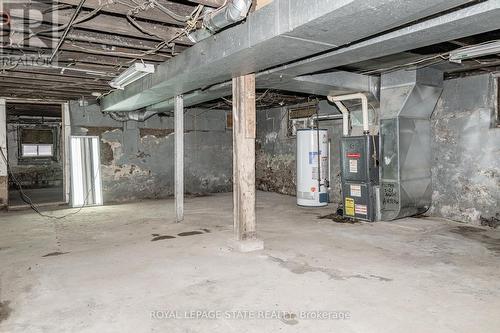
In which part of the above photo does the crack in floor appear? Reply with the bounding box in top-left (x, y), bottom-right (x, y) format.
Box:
top-left (268, 256), bottom-right (393, 282)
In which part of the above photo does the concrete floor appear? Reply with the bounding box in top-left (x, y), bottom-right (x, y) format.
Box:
top-left (0, 192), bottom-right (499, 332)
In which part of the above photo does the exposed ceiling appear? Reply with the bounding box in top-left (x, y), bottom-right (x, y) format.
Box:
top-left (0, 0), bottom-right (499, 106)
top-left (6, 102), bottom-right (62, 118)
top-left (339, 30), bottom-right (500, 79)
top-left (0, 0), bottom-right (223, 100)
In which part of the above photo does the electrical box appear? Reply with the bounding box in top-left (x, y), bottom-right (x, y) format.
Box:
top-left (340, 135), bottom-right (379, 221)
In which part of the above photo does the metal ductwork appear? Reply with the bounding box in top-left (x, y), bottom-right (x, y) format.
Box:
top-left (143, 0), bottom-right (499, 114)
top-left (189, 0), bottom-right (252, 42)
top-left (379, 68), bottom-right (443, 221)
top-left (102, 0), bottom-right (478, 112)
top-left (108, 110), bottom-right (159, 122)
top-left (204, 0), bottom-right (252, 33)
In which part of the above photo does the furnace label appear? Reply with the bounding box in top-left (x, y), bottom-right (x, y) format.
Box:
top-left (345, 198), bottom-right (355, 216)
top-left (350, 185), bottom-right (362, 197)
top-left (349, 159), bottom-right (358, 173)
top-left (355, 204), bottom-right (368, 216)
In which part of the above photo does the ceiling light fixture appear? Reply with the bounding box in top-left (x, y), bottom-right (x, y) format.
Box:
top-left (109, 63), bottom-right (155, 90)
top-left (449, 40), bottom-right (500, 63)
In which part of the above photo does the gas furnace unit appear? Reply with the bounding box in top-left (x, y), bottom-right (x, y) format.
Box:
top-left (340, 135), bottom-right (379, 221)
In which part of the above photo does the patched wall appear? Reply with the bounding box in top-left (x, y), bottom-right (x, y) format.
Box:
top-left (69, 102), bottom-right (232, 203)
top-left (430, 74), bottom-right (500, 227)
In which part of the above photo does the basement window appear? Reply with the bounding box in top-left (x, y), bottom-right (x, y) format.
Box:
top-left (21, 144), bottom-right (53, 157)
top-left (287, 103), bottom-right (317, 137)
top-left (18, 128), bottom-right (56, 160)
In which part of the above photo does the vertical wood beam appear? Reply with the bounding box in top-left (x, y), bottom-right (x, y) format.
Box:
top-left (174, 95), bottom-right (184, 222)
top-left (232, 74), bottom-right (257, 241)
top-left (62, 102), bottom-right (71, 204)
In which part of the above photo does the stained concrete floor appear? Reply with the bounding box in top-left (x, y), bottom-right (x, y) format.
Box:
top-left (0, 192), bottom-right (499, 332)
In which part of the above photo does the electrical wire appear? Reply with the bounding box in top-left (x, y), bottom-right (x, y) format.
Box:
top-left (123, 3), bottom-right (204, 63)
top-left (360, 40), bottom-right (500, 75)
top-left (360, 53), bottom-right (449, 75)
top-left (149, 0), bottom-right (190, 23)
top-left (0, 147), bottom-right (97, 220)
top-left (25, 5), bottom-right (104, 41)
top-left (49, 0), bottom-right (87, 63)
top-left (67, 43), bottom-right (171, 59)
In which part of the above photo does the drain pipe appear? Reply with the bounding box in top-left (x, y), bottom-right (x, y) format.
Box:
top-left (327, 93), bottom-right (370, 136)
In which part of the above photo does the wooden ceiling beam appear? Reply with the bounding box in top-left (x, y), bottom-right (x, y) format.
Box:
top-left (0, 70), bottom-right (111, 85)
top-left (57, 0), bottom-right (195, 26)
top-left (60, 40), bottom-right (172, 61)
top-left (7, 9), bottom-right (185, 44)
top-left (8, 9), bottom-right (194, 46)
top-left (5, 40), bottom-right (171, 62)
top-left (56, 9), bottom-right (194, 44)
top-left (3, 49), bottom-right (160, 68)
top-left (23, 28), bottom-right (186, 56)
top-left (0, 82), bottom-right (99, 94)
top-left (3, 67), bottom-right (117, 80)
top-left (64, 30), bottom-right (188, 54)
top-left (0, 77), bottom-right (109, 90)
top-left (0, 88), bottom-right (95, 99)
top-left (186, 0), bottom-right (225, 7)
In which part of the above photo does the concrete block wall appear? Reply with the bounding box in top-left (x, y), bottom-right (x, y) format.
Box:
top-left (69, 102), bottom-right (232, 203)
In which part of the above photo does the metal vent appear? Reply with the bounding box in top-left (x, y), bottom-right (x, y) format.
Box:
top-left (379, 68), bottom-right (443, 220)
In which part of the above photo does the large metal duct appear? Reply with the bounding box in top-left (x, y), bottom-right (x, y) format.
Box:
top-left (379, 68), bottom-right (443, 221)
top-left (143, 0), bottom-right (500, 114)
top-left (101, 0), bottom-right (475, 112)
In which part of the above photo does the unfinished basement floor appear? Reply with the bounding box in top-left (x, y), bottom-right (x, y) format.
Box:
top-left (1, 192), bottom-right (499, 332)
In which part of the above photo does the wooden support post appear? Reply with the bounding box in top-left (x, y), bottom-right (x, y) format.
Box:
top-left (0, 99), bottom-right (7, 208)
top-left (174, 95), bottom-right (184, 222)
top-left (231, 74), bottom-right (263, 251)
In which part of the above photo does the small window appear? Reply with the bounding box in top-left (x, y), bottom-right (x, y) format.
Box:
top-left (18, 128), bottom-right (56, 161)
top-left (287, 103), bottom-right (317, 137)
top-left (22, 144), bottom-right (53, 157)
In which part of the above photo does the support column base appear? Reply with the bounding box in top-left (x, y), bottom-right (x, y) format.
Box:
top-left (228, 238), bottom-right (264, 252)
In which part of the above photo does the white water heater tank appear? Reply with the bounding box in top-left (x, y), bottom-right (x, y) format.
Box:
top-left (296, 129), bottom-right (329, 207)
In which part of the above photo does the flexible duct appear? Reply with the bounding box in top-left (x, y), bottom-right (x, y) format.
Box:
top-left (108, 111), bottom-right (159, 122)
top-left (203, 0), bottom-right (252, 33)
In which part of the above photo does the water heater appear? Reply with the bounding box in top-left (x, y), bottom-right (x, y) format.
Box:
top-left (296, 129), bottom-right (329, 207)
